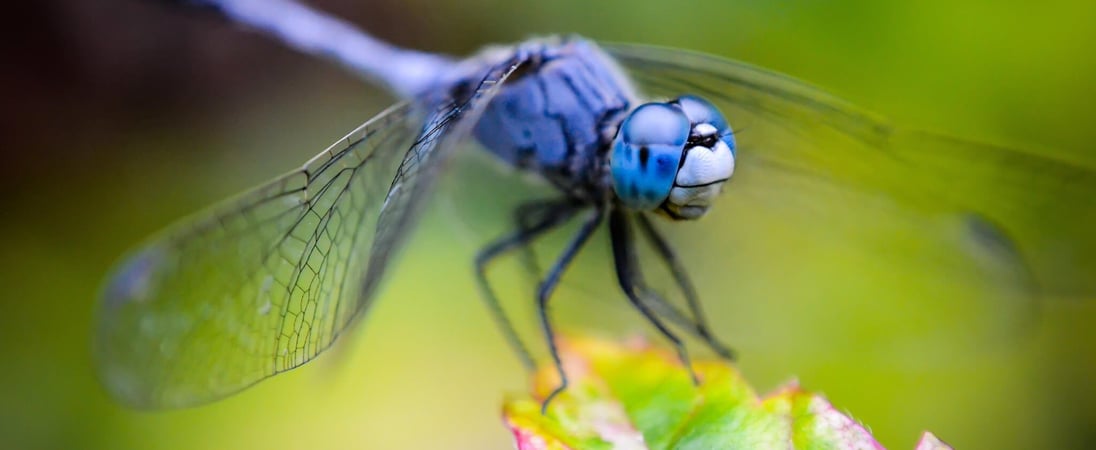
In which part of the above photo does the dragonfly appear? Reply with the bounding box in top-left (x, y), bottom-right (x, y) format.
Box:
top-left (94, 0), bottom-right (1096, 411)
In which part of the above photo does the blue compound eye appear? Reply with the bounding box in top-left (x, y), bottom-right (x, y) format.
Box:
top-left (675, 95), bottom-right (729, 131)
top-left (610, 103), bottom-right (690, 210)
top-left (676, 95), bottom-right (735, 154)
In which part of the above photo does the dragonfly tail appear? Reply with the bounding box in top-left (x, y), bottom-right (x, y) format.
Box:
top-left (161, 0), bottom-right (453, 98)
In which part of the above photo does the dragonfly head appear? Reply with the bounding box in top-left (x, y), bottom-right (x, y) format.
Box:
top-left (610, 95), bottom-right (736, 220)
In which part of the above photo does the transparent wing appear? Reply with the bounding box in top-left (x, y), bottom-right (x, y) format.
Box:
top-left (93, 57), bottom-right (523, 409)
top-left (607, 43), bottom-right (1096, 302)
top-left (599, 44), bottom-right (1096, 360)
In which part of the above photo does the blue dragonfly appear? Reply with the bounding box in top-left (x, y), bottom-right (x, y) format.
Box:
top-left (95, 0), bottom-right (1096, 410)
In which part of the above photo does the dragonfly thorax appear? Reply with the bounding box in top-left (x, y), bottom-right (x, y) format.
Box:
top-left (610, 95), bottom-right (737, 220)
top-left (472, 38), bottom-right (637, 201)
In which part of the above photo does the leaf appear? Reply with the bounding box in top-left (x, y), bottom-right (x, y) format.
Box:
top-left (503, 336), bottom-right (953, 450)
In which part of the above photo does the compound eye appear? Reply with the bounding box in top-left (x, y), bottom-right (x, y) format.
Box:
top-left (610, 103), bottom-right (690, 210)
top-left (675, 95), bottom-right (736, 158)
top-left (675, 95), bottom-right (729, 131)
top-left (649, 95), bottom-right (737, 221)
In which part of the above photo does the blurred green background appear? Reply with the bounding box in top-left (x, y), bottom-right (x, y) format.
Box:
top-left (3, 0), bottom-right (1095, 449)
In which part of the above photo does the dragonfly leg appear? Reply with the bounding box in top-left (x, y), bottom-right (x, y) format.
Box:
top-left (475, 200), bottom-right (578, 370)
top-left (635, 213), bottom-right (736, 360)
top-left (538, 208), bottom-right (605, 414)
top-left (511, 199), bottom-right (563, 279)
top-left (609, 209), bottom-right (699, 384)
top-left (633, 282), bottom-right (733, 361)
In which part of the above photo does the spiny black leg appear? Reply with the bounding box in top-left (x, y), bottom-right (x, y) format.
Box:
top-left (513, 200), bottom-right (558, 278)
top-left (475, 200), bottom-right (578, 370)
top-left (633, 286), bottom-right (716, 347)
top-left (635, 213), bottom-right (735, 360)
top-left (609, 209), bottom-right (698, 384)
top-left (635, 292), bottom-right (697, 332)
top-left (538, 208), bottom-right (605, 414)
top-left (634, 286), bottom-right (735, 360)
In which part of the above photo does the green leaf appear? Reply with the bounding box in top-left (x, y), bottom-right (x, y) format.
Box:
top-left (503, 336), bottom-right (953, 450)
